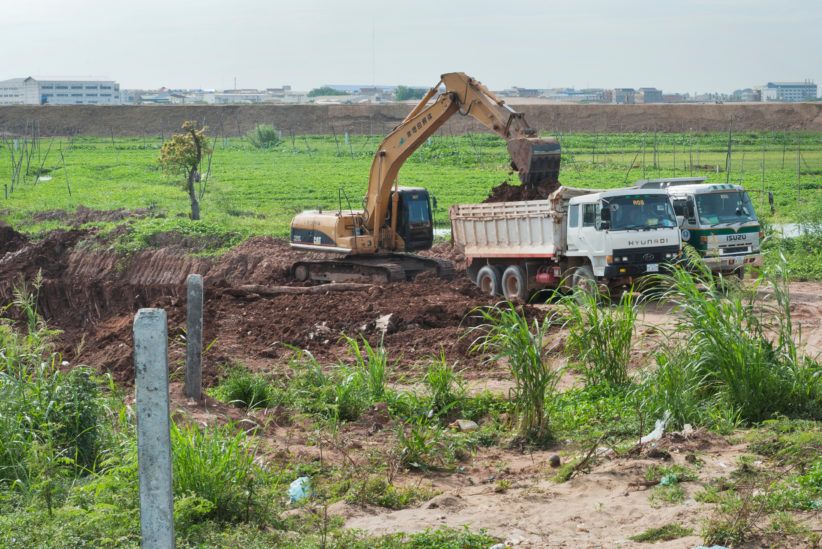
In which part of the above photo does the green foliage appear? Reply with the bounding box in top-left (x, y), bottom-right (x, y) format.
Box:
top-left (560, 288), bottom-right (640, 387)
top-left (341, 334), bottom-right (389, 401)
top-left (641, 260), bottom-right (822, 424)
top-left (395, 416), bottom-right (462, 471)
top-left (170, 419), bottom-right (259, 521)
top-left (629, 523), bottom-right (693, 542)
top-left (394, 86), bottom-right (427, 101)
top-left (422, 356), bottom-right (467, 419)
top-left (344, 477), bottom-right (433, 509)
top-left (211, 366), bottom-right (277, 409)
top-left (111, 217), bottom-right (247, 255)
top-left (471, 303), bottom-right (562, 443)
top-left (246, 124), bottom-right (281, 149)
top-left (550, 384), bottom-right (640, 443)
top-left (308, 86), bottom-right (350, 98)
top-left (157, 121), bottom-right (211, 178)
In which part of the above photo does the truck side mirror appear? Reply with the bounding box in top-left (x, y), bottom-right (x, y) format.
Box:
top-left (686, 201), bottom-right (695, 219)
top-left (600, 207), bottom-right (611, 221)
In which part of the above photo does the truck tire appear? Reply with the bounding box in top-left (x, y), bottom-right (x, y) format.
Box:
top-left (476, 265), bottom-right (502, 296)
top-left (501, 265), bottom-right (528, 301)
top-left (571, 265), bottom-right (598, 299)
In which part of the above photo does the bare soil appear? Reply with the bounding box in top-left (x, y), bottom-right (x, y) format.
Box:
top-left (3, 216), bottom-right (822, 546)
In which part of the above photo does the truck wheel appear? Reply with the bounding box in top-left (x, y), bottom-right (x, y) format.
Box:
top-left (501, 265), bottom-right (527, 301)
top-left (476, 265), bottom-right (501, 296)
top-left (571, 265), bottom-right (598, 299)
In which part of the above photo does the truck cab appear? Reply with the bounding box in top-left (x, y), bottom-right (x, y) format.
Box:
top-left (565, 188), bottom-right (681, 285)
top-left (634, 178), bottom-right (763, 275)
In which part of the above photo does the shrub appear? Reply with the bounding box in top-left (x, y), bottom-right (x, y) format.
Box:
top-left (245, 124), bottom-right (281, 149)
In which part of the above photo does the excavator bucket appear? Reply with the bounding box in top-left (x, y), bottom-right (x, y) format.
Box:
top-left (507, 137), bottom-right (562, 185)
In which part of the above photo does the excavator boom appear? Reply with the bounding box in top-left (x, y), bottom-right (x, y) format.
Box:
top-left (289, 72), bottom-right (562, 283)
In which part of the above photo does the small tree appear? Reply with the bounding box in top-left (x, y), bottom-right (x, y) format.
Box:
top-left (158, 121), bottom-right (212, 220)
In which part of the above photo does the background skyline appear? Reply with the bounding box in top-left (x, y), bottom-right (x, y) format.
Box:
top-left (2, 0), bottom-right (819, 95)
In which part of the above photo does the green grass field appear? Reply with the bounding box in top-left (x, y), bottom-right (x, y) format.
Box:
top-left (2, 130), bottom-right (821, 237)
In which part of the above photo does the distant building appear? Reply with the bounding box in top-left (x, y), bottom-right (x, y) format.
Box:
top-left (0, 76), bottom-right (120, 105)
top-left (756, 81), bottom-right (817, 102)
top-left (638, 87), bottom-right (663, 103)
top-left (613, 88), bottom-right (636, 104)
top-left (662, 93), bottom-right (685, 103)
top-left (513, 87), bottom-right (542, 98)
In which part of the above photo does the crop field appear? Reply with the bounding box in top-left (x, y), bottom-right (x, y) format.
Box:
top-left (3, 130), bottom-right (822, 235)
top-left (2, 127), bottom-right (822, 547)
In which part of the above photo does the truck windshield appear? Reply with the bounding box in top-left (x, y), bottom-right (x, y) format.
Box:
top-left (695, 191), bottom-right (757, 225)
top-left (606, 195), bottom-right (677, 231)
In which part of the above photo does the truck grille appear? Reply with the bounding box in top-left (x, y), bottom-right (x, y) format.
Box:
top-left (719, 246), bottom-right (751, 255)
top-left (612, 245), bottom-right (680, 264)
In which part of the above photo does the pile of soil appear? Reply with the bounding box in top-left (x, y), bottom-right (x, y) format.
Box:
top-left (0, 222), bottom-right (505, 386)
top-left (0, 225), bottom-right (27, 255)
top-left (483, 178), bottom-right (560, 203)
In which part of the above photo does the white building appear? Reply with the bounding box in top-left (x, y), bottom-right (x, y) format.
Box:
top-left (0, 76), bottom-right (121, 105)
top-left (756, 81), bottom-right (817, 102)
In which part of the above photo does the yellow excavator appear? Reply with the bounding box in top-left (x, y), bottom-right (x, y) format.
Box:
top-left (289, 72), bottom-right (561, 283)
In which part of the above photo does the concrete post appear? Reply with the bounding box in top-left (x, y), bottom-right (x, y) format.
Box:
top-left (185, 274), bottom-right (203, 400)
top-left (134, 308), bottom-right (175, 548)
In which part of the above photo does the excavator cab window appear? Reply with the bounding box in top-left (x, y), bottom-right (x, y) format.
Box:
top-left (395, 189), bottom-right (434, 251)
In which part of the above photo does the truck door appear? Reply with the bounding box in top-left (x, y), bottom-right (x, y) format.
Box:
top-left (566, 203), bottom-right (581, 252)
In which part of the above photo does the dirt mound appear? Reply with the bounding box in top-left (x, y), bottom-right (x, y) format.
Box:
top-left (0, 225), bottom-right (514, 385)
top-left (483, 179), bottom-right (560, 203)
top-left (0, 226), bottom-right (27, 255)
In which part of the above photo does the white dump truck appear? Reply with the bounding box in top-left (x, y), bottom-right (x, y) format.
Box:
top-left (450, 186), bottom-right (682, 300)
top-left (633, 177), bottom-right (764, 276)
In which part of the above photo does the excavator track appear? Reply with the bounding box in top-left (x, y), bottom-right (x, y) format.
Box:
top-left (291, 254), bottom-right (455, 284)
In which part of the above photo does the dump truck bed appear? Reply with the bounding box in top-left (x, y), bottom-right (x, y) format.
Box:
top-left (449, 199), bottom-right (564, 259)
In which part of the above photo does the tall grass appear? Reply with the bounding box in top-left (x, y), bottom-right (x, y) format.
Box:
top-left (471, 303), bottom-right (562, 443)
top-left (559, 288), bottom-right (641, 387)
top-left (171, 419), bottom-right (259, 521)
top-left (423, 355), bottom-right (467, 418)
top-left (341, 334), bottom-right (389, 401)
top-left (643, 260), bottom-right (822, 424)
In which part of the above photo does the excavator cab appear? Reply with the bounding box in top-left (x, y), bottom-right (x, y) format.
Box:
top-left (391, 187), bottom-right (434, 251)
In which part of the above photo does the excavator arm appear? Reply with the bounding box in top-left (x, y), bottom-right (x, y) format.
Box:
top-left (363, 72), bottom-right (561, 242)
top-left (289, 71), bottom-right (561, 280)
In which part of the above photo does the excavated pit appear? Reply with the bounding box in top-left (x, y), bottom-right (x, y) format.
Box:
top-left (0, 225), bottom-right (507, 386)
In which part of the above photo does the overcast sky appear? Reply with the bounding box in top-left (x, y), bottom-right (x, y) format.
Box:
top-left (3, 0), bottom-right (819, 95)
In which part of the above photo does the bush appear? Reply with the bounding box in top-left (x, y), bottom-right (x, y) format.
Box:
top-left (245, 124), bottom-right (281, 149)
